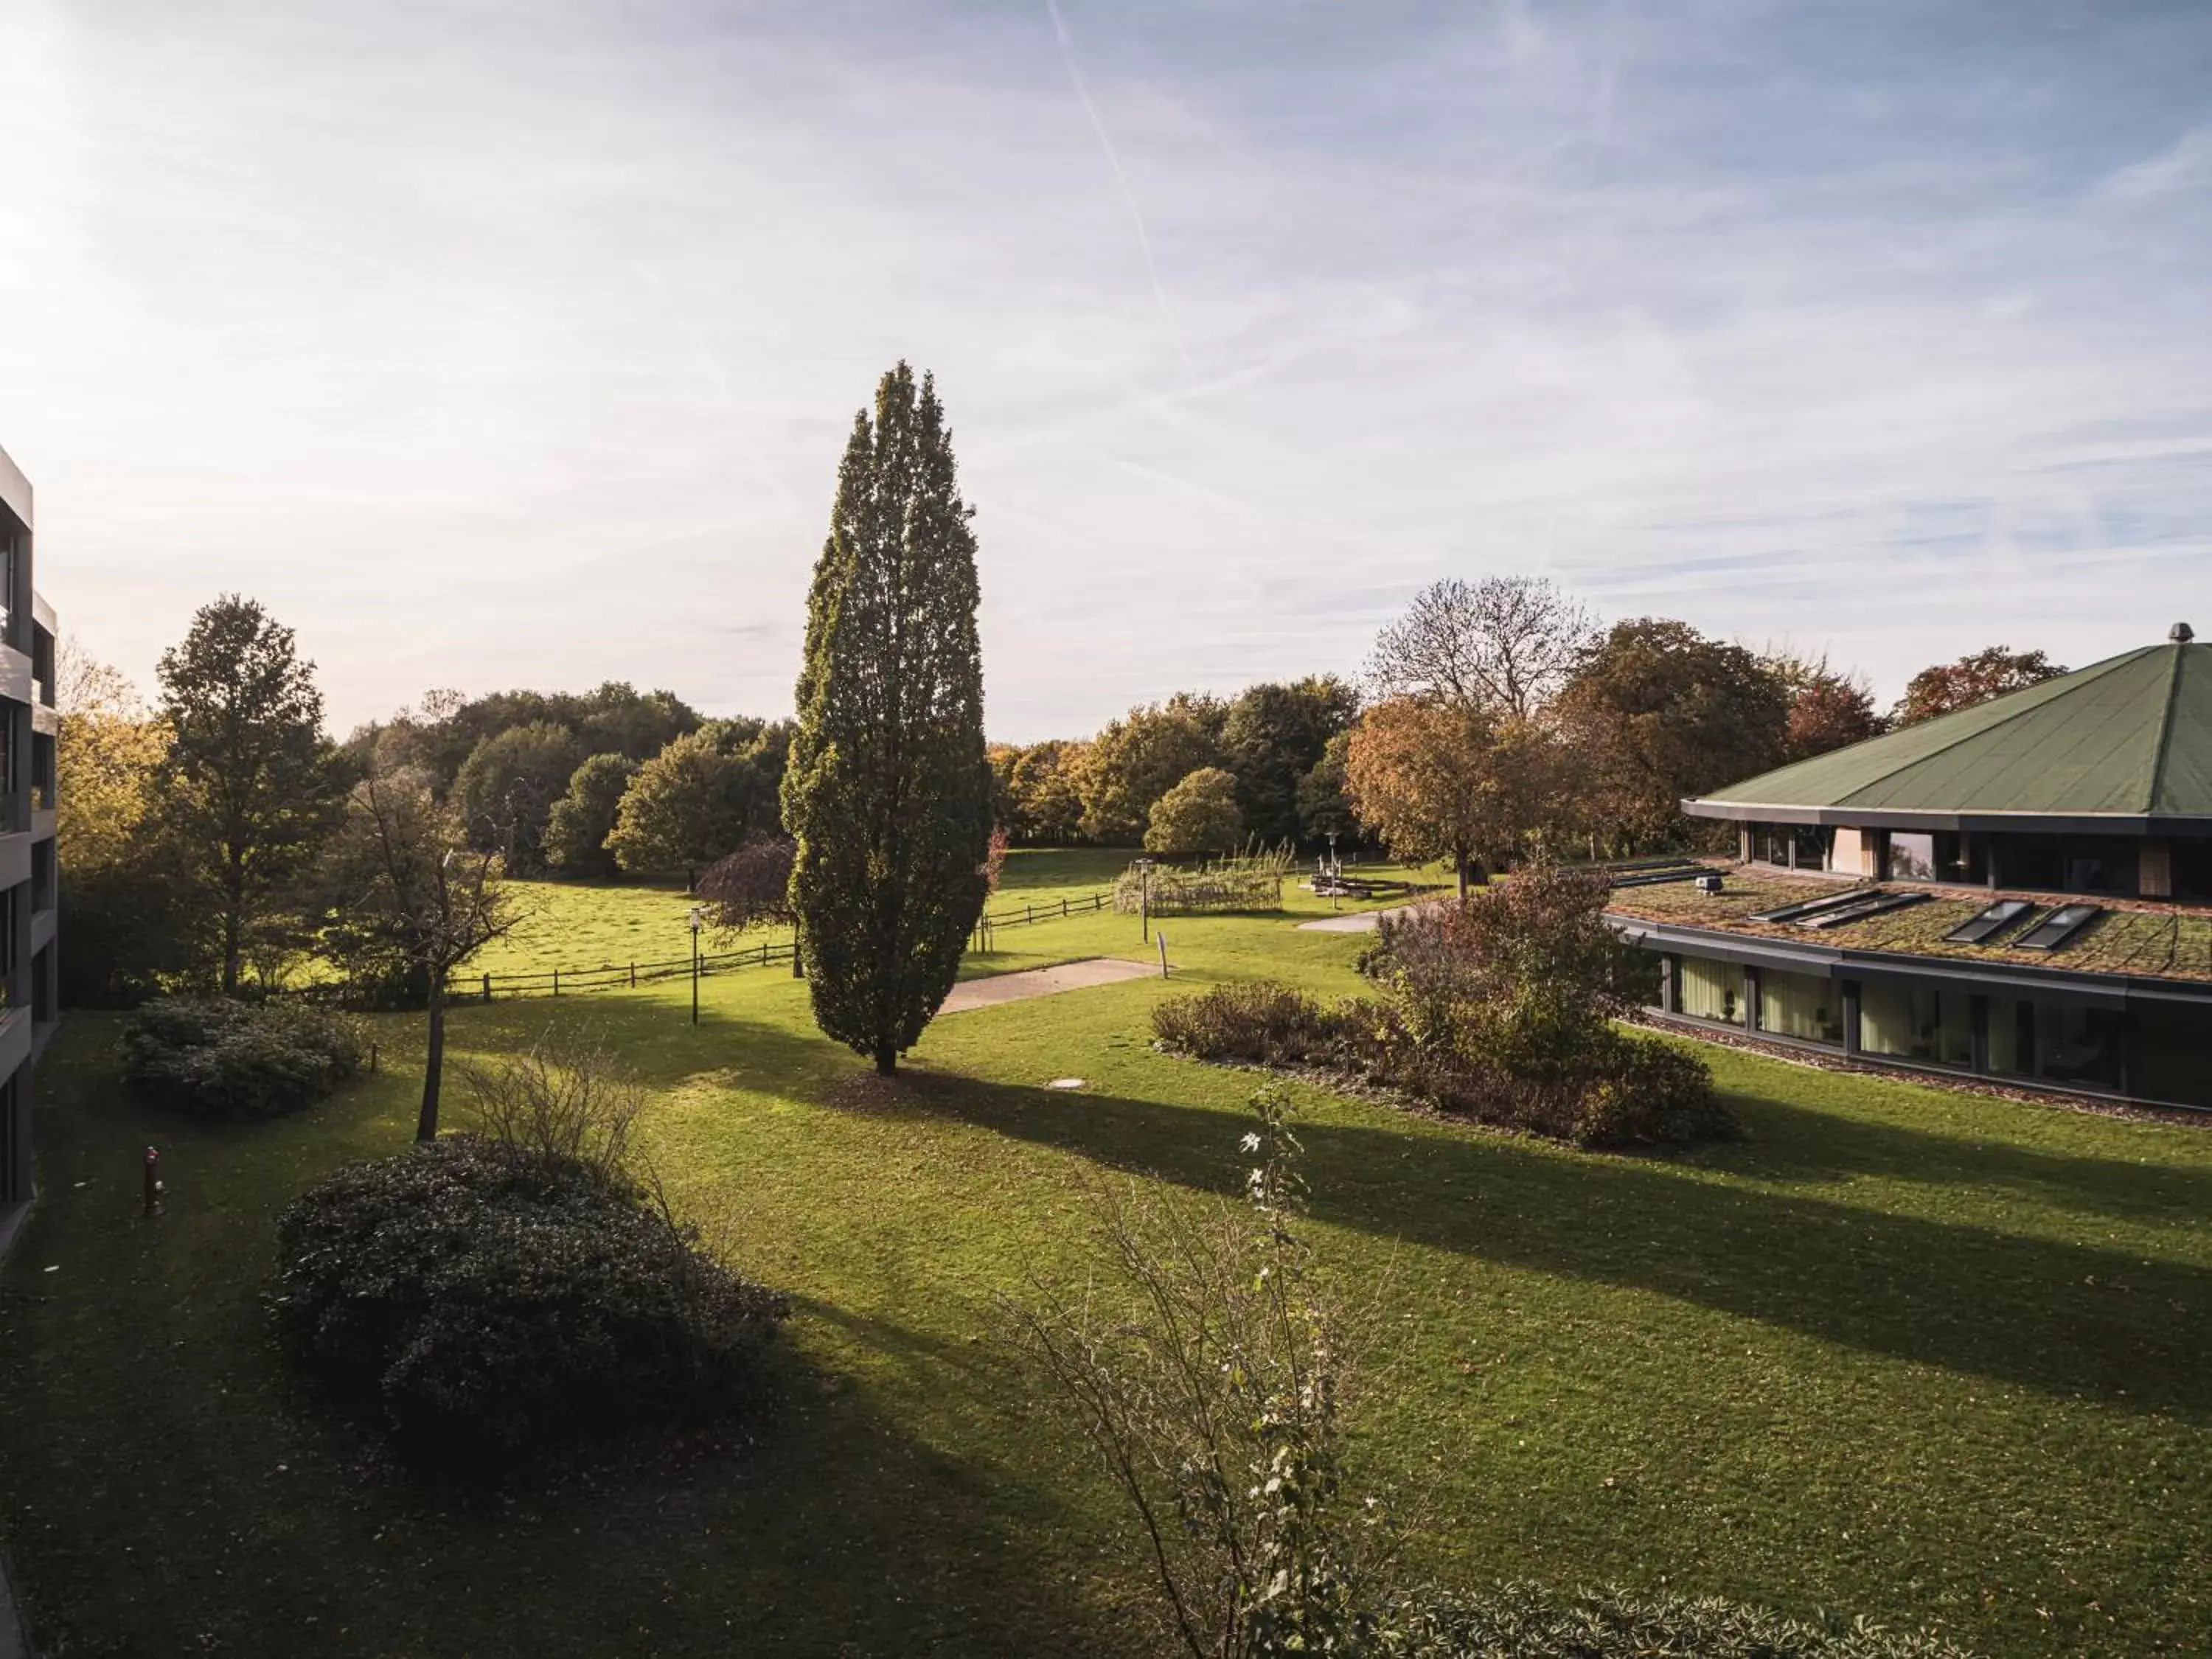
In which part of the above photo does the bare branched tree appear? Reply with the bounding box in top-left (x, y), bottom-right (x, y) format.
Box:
top-left (1366, 575), bottom-right (1594, 718)
top-left (323, 766), bottom-right (516, 1140)
top-left (1008, 1088), bottom-right (1399, 1658)
top-left (459, 1023), bottom-right (644, 1180)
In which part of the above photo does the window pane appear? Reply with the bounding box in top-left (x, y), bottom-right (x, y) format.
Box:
top-left (1758, 968), bottom-right (1843, 1045)
top-left (1887, 832), bottom-right (1937, 881)
top-left (1860, 980), bottom-right (1972, 1066)
top-left (1678, 956), bottom-right (1741, 1024)
top-left (2037, 999), bottom-right (2123, 1089)
top-left (2137, 1004), bottom-right (2212, 1107)
top-left (1989, 995), bottom-right (2124, 1090)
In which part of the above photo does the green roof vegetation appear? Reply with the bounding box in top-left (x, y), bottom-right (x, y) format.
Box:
top-left (1695, 636), bottom-right (2212, 818)
top-left (1609, 870), bottom-right (2212, 983)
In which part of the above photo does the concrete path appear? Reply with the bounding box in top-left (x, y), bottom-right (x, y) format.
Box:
top-left (941, 956), bottom-right (1156, 1012)
top-left (1296, 894), bottom-right (1455, 933)
top-left (1297, 910), bottom-right (1388, 932)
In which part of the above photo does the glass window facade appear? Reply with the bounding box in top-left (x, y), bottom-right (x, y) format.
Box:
top-left (2136, 1003), bottom-right (2212, 1108)
top-left (1859, 979), bottom-right (1975, 1068)
top-left (2172, 837), bottom-right (2212, 901)
top-left (1990, 834), bottom-right (2139, 896)
top-left (1750, 822), bottom-right (1834, 871)
top-left (1987, 995), bottom-right (2124, 1091)
top-left (1677, 956), bottom-right (1742, 1025)
top-left (1886, 832), bottom-right (1938, 881)
top-left (1757, 968), bottom-right (1844, 1046)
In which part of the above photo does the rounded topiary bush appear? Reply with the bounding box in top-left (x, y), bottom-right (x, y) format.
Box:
top-left (269, 1136), bottom-right (785, 1470)
top-left (121, 995), bottom-right (365, 1117)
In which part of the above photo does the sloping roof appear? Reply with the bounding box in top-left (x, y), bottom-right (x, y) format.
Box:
top-left (1693, 634), bottom-right (2212, 820)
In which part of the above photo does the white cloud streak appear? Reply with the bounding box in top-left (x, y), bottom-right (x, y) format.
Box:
top-left (1, 0), bottom-right (2208, 738)
top-left (1042, 0), bottom-right (1192, 375)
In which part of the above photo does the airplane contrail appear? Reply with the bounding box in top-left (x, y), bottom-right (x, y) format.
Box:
top-left (1044, 0), bottom-right (1193, 374)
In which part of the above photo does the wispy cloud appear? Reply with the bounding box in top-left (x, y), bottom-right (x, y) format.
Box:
top-left (1041, 0), bottom-right (1191, 375)
top-left (2102, 122), bottom-right (2212, 203)
top-left (1, 0), bottom-right (2208, 737)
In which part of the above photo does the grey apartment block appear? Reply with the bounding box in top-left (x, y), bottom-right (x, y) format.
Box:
top-left (0, 443), bottom-right (58, 1205)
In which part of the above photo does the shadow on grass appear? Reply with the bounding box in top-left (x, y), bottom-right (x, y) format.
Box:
top-left (885, 1070), bottom-right (2212, 1422)
top-left (3, 1024), bottom-right (1129, 1659)
top-left (1717, 1093), bottom-right (2212, 1225)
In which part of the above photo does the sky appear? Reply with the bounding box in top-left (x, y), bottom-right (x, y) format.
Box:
top-left (2, 0), bottom-right (2209, 741)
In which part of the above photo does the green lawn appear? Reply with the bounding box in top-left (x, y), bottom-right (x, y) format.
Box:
top-left (3, 851), bottom-right (2208, 1657)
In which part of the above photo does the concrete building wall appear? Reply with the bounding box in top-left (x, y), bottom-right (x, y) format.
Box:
top-left (0, 443), bottom-right (55, 1206)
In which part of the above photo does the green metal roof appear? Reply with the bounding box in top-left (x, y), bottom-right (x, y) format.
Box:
top-left (1693, 633), bottom-right (2212, 820)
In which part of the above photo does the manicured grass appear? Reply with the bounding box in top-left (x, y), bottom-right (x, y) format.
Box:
top-left (475, 846), bottom-right (1429, 980)
top-left (4, 852), bottom-right (2208, 1656)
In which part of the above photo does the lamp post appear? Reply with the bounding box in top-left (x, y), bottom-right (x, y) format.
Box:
top-left (688, 905), bottom-right (704, 1026)
top-left (1135, 858), bottom-right (1153, 944)
top-left (1326, 830), bottom-right (1340, 909)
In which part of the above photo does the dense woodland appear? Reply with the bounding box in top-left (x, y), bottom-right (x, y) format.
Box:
top-left (55, 574), bottom-right (2064, 1008)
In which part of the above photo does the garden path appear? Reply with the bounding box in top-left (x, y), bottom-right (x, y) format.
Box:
top-left (940, 957), bottom-right (1155, 1012)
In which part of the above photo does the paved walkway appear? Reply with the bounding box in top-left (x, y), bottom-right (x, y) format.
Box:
top-left (1297, 910), bottom-right (1388, 932)
top-left (941, 957), bottom-right (1156, 1012)
top-left (1296, 896), bottom-right (1451, 933)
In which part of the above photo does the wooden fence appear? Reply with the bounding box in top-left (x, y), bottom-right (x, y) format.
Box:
top-left (316, 888), bottom-right (1120, 1007)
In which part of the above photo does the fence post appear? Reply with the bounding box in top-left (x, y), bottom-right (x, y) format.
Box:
top-left (481, 972), bottom-right (492, 1004)
top-left (1061, 897), bottom-right (1068, 917)
top-left (552, 969), bottom-right (560, 996)
top-left (630, 962), bottom-right (636, 987)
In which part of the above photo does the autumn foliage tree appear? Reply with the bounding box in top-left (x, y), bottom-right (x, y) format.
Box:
top-left (1893, 646), bottom-right (2066, 727)
top-left (56, 644), bottom-right (196, 1004)
top-left (784, 363), bottom-right (994, 1074)
top-left (1763, 650), bottom-right (1886, 763)
top-left (1077, 695), bottom-right (1225, 843)
top-left (1343, 698), bottom-right (1557, 896)
top-left (1552, 619), bottom-right (1789, 850)
top-left (1009, 739), bottom-right (1087, 844)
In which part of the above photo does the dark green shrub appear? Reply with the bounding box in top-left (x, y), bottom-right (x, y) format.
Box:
top-left (121, 996), bottom-right (365, 1117)
top-left (1155, 973), bottom-right (1731, 1150)
top-left (269, 1136), bottom-right (785, 1470)
top-left (1382, 1581), bottom-right (1975, 1658)
top-left (1574, 1033), bottom-right (1733, 1148)
top-left (1152, 981), bottom-right (1344, 1064)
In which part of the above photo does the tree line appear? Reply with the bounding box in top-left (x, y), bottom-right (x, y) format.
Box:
top-left (986, 576), bottom-right (2065, 885)
top-left (57, 551), bottom-right (2065, 1006)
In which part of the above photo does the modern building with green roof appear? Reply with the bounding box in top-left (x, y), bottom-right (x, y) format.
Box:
top-left (1605, 625), bottom-right (2212, 1113)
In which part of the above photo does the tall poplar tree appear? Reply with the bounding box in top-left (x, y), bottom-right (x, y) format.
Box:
top-left (784, 364), bottom-right (992, 1074)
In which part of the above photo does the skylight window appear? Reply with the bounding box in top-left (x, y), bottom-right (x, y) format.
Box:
top-left (1796, 891), bottom-right (1931, 930)
top-left (2013, 904), bottom-right (2102, 951)
top-left (1941, 900), bottom-right (2035, 947)
top-left (1749, 889), bottom-right (1878, 925)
